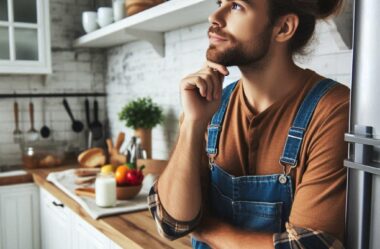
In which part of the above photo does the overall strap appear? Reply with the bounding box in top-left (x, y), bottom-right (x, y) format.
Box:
top-left (279, 78), bottom-right (338, 167)
top-left (206, 81), bottom-right (239, 157)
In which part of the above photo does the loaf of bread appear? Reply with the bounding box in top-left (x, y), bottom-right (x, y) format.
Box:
top-left (77, 148), bottom-right (106, 168)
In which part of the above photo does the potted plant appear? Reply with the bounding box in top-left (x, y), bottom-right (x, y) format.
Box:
top-left (118, 97), bottom-right (163, 158)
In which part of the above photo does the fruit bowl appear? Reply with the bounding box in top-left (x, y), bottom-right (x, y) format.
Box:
top-left (116, 184), bottom-right (142, 200)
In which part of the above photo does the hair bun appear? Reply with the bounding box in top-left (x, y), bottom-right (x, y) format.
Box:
top-left (293, 0), bottom-right (344, 18)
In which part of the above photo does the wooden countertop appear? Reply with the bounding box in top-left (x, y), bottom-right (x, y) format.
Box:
top-left (0, 173), bottom-right (34, 186)
top-left (5, 165), bottom-right (192, 249)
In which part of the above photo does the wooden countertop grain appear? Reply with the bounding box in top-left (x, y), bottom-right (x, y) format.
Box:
top-left (23, 165), bottom-right (192, 249)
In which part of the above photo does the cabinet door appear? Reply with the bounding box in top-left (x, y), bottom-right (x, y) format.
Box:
top-left (71, 212), bottom-right (110, 249)
top-left (40, 188), bottom-right (72, 249)
top-left (0, 0), bottom-right (51, 74)
top-left (0, 183), bottom-right (40, 249)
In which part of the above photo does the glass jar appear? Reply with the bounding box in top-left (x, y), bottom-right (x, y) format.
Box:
top-left (95, 172), bottom-right (116, 208)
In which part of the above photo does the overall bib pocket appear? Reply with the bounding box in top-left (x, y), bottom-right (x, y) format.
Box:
top-left (232, 201), bottom-right (283, 233)
top-left (210, 182), bottom-right (283, 233)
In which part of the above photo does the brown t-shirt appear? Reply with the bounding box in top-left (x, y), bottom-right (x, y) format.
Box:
top-left (180, 68), bottom-right (350, 242)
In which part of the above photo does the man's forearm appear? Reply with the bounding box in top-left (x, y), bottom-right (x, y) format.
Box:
top-left (193, 218), bottom-right (274, 249)
top-left (157, 119), bottom-right (208, 221)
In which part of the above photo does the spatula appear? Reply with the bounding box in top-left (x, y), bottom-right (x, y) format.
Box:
top-left (13, 101), bottom-right (23, 143)
top-left (27, 101), bottom-right (39, 141)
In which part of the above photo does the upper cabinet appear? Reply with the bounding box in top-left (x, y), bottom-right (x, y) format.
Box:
top-left (0, 0), bottom-right (51, 74)
top-left (73, 0), bottom-right (216, 57)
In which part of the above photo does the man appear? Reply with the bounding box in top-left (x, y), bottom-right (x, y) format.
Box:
top-left (148, 0), bottom-right (348, 248)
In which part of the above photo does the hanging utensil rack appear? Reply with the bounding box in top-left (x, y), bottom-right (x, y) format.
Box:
top-left (0, 92), bottom-right (106, 99)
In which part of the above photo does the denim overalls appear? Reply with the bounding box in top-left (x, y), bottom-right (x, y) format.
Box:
top-left (191, 79), bottom-right (338, 248)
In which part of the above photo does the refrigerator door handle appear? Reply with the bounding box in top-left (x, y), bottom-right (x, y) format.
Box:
top-left (345, 133), bottom-right (380, 146)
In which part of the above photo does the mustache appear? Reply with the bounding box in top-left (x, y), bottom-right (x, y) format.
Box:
top-left (208, 26), bottom-right (230, 39)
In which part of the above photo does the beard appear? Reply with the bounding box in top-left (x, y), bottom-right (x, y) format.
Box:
top-left (206, 25), bottom-right (273, 67)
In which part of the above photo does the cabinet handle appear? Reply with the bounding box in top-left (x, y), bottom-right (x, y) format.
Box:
top-left (52, 201), bottom-right (64, 208)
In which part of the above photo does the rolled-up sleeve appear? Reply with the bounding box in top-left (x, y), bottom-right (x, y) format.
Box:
top-left (273, 222), bottom-right (345, 249)
top-left (147, 180), bottom-right (203, 240)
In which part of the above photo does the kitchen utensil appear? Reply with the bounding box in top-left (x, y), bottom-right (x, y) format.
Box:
top-left (107, 133), bottom-right (127, 166)
top-left (40, 98), bottom-right (50, 138)
top-left (62, 98), bottom-right (84, 133)
top-left (75, 187), bottom-right (95, 198)
top-left (13, 101), bottom-right (23, 143)
top-left (115, 132), bottom-right (125, 152)
top-left (82, 11), bottom-right (98, 33)
top-left (97, 7), bottom-right (113, 27)
top-left (27, 101), bottom-right (39, 141)
top-left (90, 99), bottom-right (103, 140)
top-left (85, 98), bottom-right (93, 148)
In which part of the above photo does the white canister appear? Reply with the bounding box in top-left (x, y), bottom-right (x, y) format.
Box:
top-left (82, 11), bottom-right (98, 33)
top-left (97, 7), bottom-right (113, 28)
top-left (113, 0), bottom-right (125, 21)
top-left (95, 172), bottom-right (116, 208)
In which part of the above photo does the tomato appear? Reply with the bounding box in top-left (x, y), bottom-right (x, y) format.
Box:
top-left (125, 169), bottom-right (144, 186)
top-left (115, 165), bottom-right (129, 186)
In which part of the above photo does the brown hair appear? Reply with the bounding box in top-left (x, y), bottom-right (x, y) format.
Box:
top-left (268, 0), bottom-right (344, 55)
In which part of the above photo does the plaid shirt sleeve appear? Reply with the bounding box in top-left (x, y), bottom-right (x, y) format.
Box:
top-left (273, 222), bottom-right (345, 249)
top-left (148, 181), bottom-right (344, 248)
top-left (147, 179), bottom-right (202, 241)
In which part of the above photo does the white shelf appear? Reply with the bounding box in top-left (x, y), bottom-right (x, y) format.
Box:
top-left (73, 0), bottom-right (216, 56)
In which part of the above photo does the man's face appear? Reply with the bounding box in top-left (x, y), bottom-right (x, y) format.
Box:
top-left (206, 0), bottom-right (274, 67)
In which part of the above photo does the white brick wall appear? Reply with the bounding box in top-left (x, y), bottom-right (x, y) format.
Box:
top-left (106, 19), bottom-right (353, 160)
top-left (0, 0), bottom-right (106, 166)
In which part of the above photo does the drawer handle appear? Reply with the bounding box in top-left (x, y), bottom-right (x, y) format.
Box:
top-left (52, 201), bottom-right (64, 208)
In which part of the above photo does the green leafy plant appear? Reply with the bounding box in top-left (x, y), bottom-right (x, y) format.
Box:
top-left (118, 97), bottom-right (164, 129)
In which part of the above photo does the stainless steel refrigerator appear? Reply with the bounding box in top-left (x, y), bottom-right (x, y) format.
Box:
top-left (344, 0), bottom-right (380, 248)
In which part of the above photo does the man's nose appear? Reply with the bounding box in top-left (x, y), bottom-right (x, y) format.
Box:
top-left (208, 7), bottom-right (226, 28)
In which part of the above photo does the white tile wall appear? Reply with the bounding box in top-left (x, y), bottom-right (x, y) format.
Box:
top-left (106, 18), bottom-right (353, 160)
top-left (0, 0), bottom-right (106, 166)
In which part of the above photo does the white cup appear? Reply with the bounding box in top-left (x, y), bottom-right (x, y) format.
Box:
top-left (97, 7), bottom-right (113, 28)
top-left (113, 0), bottom-right (125, 21)
top-left (82, 11), bottom-right (98, 33)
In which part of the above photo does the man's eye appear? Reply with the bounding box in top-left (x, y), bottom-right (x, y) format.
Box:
top-left (231, 2), bottom-right (242, 10)
top-left (216, 1), bottom-right (242, 10)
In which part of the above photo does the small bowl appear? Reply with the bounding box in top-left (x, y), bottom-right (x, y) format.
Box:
top-left (116, 184), bottom-right (142, 200)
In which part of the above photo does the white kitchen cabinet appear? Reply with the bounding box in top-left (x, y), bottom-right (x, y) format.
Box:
top-left (0, 0), bottom-right (51, 74)
top-left (71, 212), bottom-right (110, 249)
top-left (0, 183), bottom-right (40, 249)
top-left (40, 188), bottom-right (72, 249)
top-left (40, 188), bottom-right (123, 249)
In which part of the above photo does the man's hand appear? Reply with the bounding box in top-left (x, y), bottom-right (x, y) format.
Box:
top-left (180, 61), bottom-right (229, 124)
top-left (191, 216), bottom-right (225, 244)
top-left (190, 216), bottom-right (275, 249)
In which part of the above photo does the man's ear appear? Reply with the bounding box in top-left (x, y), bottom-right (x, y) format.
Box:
top-left (273, 14), bottom-right (299, 43)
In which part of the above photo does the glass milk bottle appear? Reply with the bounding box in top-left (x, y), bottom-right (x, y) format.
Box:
top-left (95, 172), bottom-right (116, 207)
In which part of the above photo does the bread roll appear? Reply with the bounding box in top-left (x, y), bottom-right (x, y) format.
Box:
top-left (77, 148), bottom-right (106, 168)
